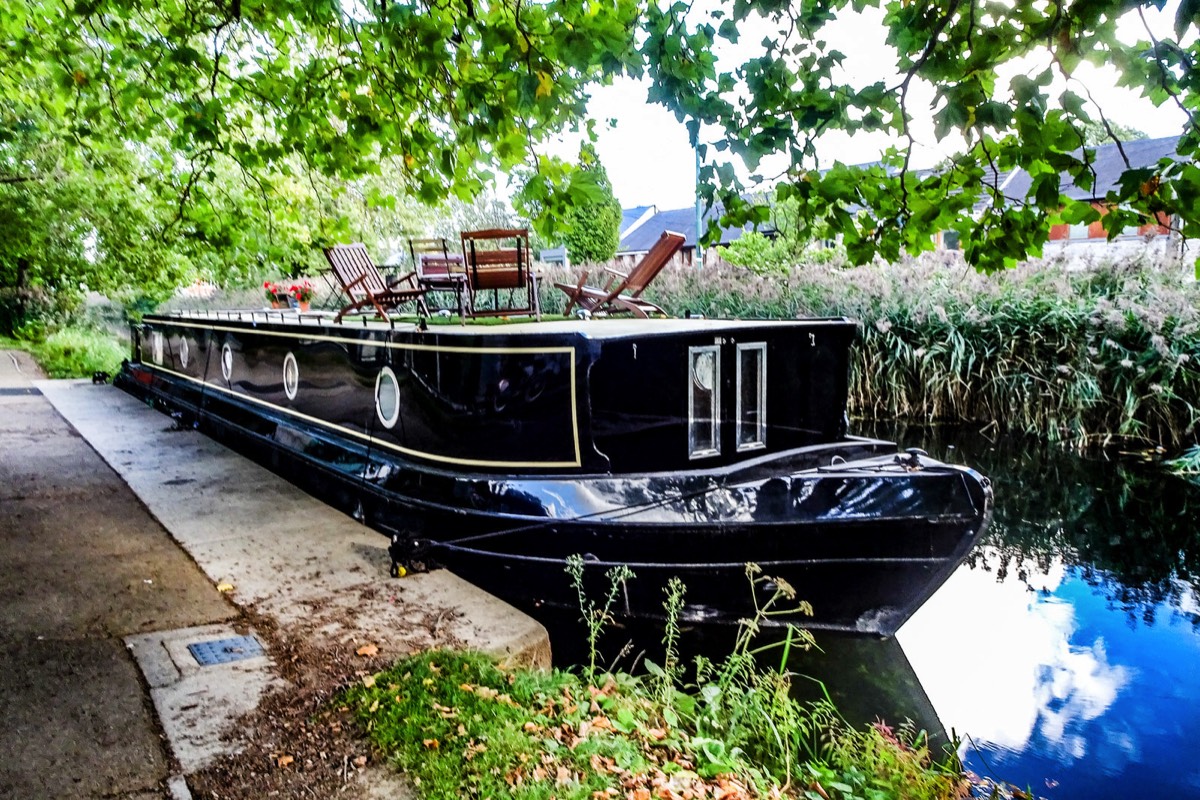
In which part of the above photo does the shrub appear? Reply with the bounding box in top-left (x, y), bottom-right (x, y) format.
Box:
top-left (29, 327), bottom-right (128, 379)
top-left (0, 286), bottom-right (80, 339)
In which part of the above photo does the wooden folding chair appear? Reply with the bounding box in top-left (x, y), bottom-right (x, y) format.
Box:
top-left (554, 230), bottom-right (685, 318)
top-left (409, 237), bottom-right (469, 319)
top-left (323, 243), bottom-right (429, 323)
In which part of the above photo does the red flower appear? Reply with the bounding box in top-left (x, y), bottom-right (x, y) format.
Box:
top-left (288, 279), bottom-right (314, 302)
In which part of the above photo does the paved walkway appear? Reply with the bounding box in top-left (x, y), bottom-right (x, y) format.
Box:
top-left (1, 348), bottom-right (550, 798)
top-left (0, 351), bottom-right (235, 799)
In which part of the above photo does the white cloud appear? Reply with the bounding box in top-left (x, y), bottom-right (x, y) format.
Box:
top-left (898, 548), bottom-right (1133, 763)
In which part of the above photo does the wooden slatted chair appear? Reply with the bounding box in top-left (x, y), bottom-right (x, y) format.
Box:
top-left (554, 230), bottom-right (685, 318)
top-left (460, 228), bottom-right (541, 319)
top-left (323, 243), bottom-right (429, 323)
top-left (410, 237), bottom-right (469, 319)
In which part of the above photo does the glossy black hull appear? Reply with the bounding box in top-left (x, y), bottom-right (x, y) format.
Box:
top-left (117, 314), bottom-right (993, 635)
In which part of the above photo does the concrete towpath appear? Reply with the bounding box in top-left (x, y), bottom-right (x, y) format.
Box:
top-left (0, 350), bottom-right (236, 799)
top-left (1, 349), bottom-right (550, 798)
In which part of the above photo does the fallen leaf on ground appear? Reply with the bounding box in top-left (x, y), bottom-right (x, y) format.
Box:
top-left (356, 644), bottom-right (379, 657)
top-left (216, 582), bottom-right (234, 592)
top-left (275, 755), bottom-right (293, 768)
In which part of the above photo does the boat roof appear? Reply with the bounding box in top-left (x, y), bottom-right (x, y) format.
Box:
top-left (158, 310), bottom-right (856, 339)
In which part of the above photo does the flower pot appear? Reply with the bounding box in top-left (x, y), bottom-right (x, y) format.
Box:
top-left (270, 299), bottom-right (286, 309)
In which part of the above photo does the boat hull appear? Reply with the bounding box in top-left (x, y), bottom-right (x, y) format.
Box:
top-left (117, 325), bottom-right (992, 635)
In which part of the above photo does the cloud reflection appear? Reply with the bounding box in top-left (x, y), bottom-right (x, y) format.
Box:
top-left (898, 547), bottom-right (1133, 765)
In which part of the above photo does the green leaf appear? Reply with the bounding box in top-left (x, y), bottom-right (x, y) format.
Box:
top-left (1176, 0), bottom-right (1200, 39)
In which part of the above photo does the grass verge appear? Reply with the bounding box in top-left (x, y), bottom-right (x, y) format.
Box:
top-left (344, 649), bottom-right (965, 800)
top-left (344, 568), bottom-right (967, 800)
top-left (1, 326), bottom-right (128, 379)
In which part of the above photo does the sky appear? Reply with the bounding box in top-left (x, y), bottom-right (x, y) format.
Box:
top-left (565, 3), bottom-right (1193, 212)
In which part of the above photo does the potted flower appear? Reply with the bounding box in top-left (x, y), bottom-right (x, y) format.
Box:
top-left (288, 279), bottom-right (315, 312)
top-left (263, 281), bottom-right (289, 308)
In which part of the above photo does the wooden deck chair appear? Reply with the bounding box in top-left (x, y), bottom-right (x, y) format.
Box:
top-left (460, 228), bottom-right (541, 319)
top-left (410, 237), bottom-right (468, 319)
top-left (554, 230), bottom-right (685, 318)
top-left (323, 243), bottom-right (429, 323)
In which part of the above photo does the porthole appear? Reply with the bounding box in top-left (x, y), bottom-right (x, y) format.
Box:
top-left (220, 342), bottom-right (234, 382)
top-left (179, 338), bottom-right (190, 369)
top-left (375, 366), bottom-right (401, 429)
top-left (282, 352), bottom-right (299, 401)
top-left (151, 331), bottom-right (163, 365)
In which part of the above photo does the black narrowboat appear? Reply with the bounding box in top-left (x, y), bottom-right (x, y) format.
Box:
top-left (117, 312), bottom-right (992, 635)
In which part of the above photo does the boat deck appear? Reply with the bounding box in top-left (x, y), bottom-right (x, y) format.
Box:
top-left (162, 308), bottom-right (854, 338)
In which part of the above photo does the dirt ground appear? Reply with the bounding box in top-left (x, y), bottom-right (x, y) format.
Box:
top-left (184, 606), bottom-right (407, 799)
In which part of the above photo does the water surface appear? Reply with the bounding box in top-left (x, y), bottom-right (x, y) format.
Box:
top-left (894, 429), bottom-right (1200, 798)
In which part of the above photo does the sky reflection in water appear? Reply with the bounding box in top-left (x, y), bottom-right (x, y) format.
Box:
top-left (895, 434), bottom-right (1200, 799)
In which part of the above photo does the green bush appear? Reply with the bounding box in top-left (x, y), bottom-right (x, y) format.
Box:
top-left (27, 327), bottom-right (128, 379)
top-left (719, 231), bottom-right (794, 275)
top-left (0, 286), bottom-right (80, 339)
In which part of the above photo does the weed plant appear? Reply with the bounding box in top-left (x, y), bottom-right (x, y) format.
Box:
top-left (1, 326), bottom-right (127, 378)
top-left (541, 252), bottom-right (1200, 448)
top-left (1165, 444), bottom-right (1200, 473)
top-left (566, 554), bottom-right (635, 683)
top-left (345, 564), bottom-right (967, 800)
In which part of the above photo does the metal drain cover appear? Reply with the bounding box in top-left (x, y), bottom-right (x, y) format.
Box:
top-left (187, 635), bottom-right (265, 666)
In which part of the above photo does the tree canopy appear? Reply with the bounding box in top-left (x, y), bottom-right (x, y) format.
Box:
top-left (646, 0), bottom-right (1200, 271)
top-left (563, 144), bottom-right (622, 264)
top-left (3, 0), bottom-right (1200, 289)
top-left (0, 0), bottom-right (639, 294)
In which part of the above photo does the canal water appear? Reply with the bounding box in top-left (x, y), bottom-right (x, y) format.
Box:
top-left (543, 428), bottom-right (1200, 798)
top-left (890, 428), bottom-right (1200, 799)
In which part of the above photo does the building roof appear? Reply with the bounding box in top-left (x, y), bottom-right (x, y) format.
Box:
top-left (620, 206), bottom-right (655, 235)
top-left (1003, 135), bottom-right (1184, 201)
top-left (618, 204), bottom-right (752, 253)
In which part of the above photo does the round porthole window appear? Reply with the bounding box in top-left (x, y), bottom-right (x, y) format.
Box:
top-left (282, 352), bottom-right (299, 400)
top-left (179, 338), bottom-right (190, 369)
top-left (375, 366), bottom-right (401, 429)
top-left (221, 342), bottom-right (234, 382)
top-left (151, 331), bottom-right (163, 365)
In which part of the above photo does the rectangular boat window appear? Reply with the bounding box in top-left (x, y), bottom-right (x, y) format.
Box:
top-left (736, 342), bottom-right (767, 451)
top-left (688, 345), bottom-right (720, 459)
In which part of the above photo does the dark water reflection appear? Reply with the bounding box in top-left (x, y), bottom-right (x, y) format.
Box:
top-left (541, 428), bottom-right (1200, 798)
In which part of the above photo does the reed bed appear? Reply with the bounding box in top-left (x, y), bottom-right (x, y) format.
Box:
top-left (540, 252), bottom-right (1200, 449)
